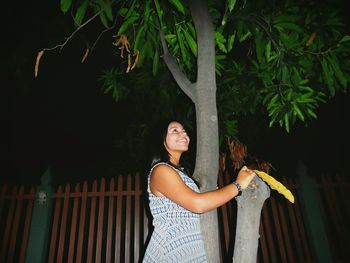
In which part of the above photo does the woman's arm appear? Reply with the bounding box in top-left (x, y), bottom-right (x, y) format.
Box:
top-left (150, 164), bottom-right (255, 213)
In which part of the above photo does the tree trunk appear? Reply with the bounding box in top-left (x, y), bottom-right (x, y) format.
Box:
top-left (164, 1), bottom-right (269, 262)
top-left (232, 176), bottom-right (270, 263)
top-left (189, 0), bottom-right (221, 262)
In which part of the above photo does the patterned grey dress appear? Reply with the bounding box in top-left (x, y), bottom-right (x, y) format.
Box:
top-left (142, 162), bottom-right (207, 263)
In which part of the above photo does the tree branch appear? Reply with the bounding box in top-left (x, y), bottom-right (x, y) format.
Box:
top-left (159, 30), bottom-right (196, 103)
top-left (42, 10), bottom-right (103, 53)
top-left (43, 0), bottom-right (124, 53)
top-left (189, 0), bottom-right (216, 90)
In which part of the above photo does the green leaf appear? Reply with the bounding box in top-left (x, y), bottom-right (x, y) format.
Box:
top-left (152, 49), bottom-right (159, 76)
top-left (327, 54), bottom-right (347, 88)
top-left (186, 22), bottom-right (196, 37)
top-left (134, 26), bottom-right (145, 52)
top-left (137, 42), bottom-right (149, 66)
top-left (274, 22), bottom-right (303, 33)
top-left (265, 41), bottom-right (271, 61)
top-left (268, 94), bottom-right (279, 109)
top-left (306, 108), bottom-right (317, 119)
top-left (291, 67), bottom-right (302, 85)
top-left (321, 58), bottom-right (335, 96)
top-left (60, 0), bottom-right (72, 13)
top-left (104, 0), bottom-right (114, 21)
top-left (238, 31), bottom-right (252, 42)
top-left (75, 0), bottom-right (88, 26)
top-left (153, 0), bottom-right (164, 27)
top-left (176, 25), bottom-right (190, 68)
top-left (225, 119), bottom-right (238, 137)
top-left (284, 113), bottom-right (290, 132)
top-left (125, 0), bottom-right (137, 19)
top-left (99, 11), bottom-right (109, 28)
top-left (215, 32), bottom-right (227, 53)
top-left (117, 15), bottom-right (139, 35)
top-left (227, 32), bottom-right (235, 52)
top-left (281, 66), bottom-right (290, 84)
top-left (255, 34), bottom-right (264, 63)
top-left (227, 0), bottom-right (237, 12)
top-left (274, 14), bottom-right (301, 24)
top-left (293, 104), bottom-right (304, 121)
top-left (339, 35), bottom-right (350, 44)
top-left (118, 8), bottom-right (128, 16)
top-left (169, 0), bottom-right (186, 14)
top-left (279, 32), bottom-right (298, 48)
top-left (215, 31), bottom-right (226, 44)
top-left (182, 28), bottom-right (197, 56)
top-left (144, 0), bottom-right (151, 24)
top-left (165, 34), bottom-right (177, 45)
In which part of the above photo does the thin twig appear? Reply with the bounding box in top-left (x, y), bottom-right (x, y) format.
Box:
top-left (90, 1), bottom-right (127, 52)
top-left (42, 10), bottom-right (103, 53)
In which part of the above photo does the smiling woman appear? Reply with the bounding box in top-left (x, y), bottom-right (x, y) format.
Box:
top-left (143, 120), bottom-right (256, 262)
top-left (163, 122), bottom-right (190, 165)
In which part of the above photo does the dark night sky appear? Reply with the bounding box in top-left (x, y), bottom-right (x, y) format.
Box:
top-left (1, 1), bottom-right (350, 185)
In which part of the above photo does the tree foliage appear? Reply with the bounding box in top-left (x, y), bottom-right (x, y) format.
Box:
top-left (55, 0), bottom-right (350, 136)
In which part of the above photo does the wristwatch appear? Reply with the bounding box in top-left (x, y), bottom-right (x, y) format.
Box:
top-left (232, 181), bottom-right (242, 196)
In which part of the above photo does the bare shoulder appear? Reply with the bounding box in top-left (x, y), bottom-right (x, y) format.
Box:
top-left (151, 163), bottom-right (178, 178)
top-left (150, 164), bottom-right (183, 197)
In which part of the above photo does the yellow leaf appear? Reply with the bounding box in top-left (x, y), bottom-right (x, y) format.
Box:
top-left (34, 50), bottom-right (44, 78)
top-left (255, 170), bottom-right (295, 203)
top-left (81, 48), bottom-right (89, 63)
top-left (306, 32), bottom-right (316, 47)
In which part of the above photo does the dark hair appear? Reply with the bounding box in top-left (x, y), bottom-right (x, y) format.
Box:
top-left (148, 119), bottom-right (187, 168)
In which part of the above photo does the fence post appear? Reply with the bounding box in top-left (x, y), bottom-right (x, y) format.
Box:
top-left (25, 168), bottom-right (54, 263)
top-left (296, 160), bottom-right (333, 263)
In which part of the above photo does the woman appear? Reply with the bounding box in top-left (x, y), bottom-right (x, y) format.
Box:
top-left (142, 120), bottom-right (256, 262)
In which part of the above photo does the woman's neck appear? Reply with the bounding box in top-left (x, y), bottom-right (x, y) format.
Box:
top-left (169, 155), bottom-right (180, 166)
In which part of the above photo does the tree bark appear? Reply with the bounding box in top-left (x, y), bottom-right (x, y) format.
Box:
top-left (189, 1), bottom-right (221, 262)
top-left (163, 1), bottom-right (269, 262)
top-left (232, 176), bottom-right (270, 263)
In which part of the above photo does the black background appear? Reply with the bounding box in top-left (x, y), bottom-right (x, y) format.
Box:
top-left (1, 1), bottom-right (349, 185)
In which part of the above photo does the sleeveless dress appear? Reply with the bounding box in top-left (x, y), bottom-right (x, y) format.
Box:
top-left (142, 162), bottom-right (207, 263)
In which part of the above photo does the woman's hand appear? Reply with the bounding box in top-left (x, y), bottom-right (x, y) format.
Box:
top-left (235, 166), bottom-right (256, 190)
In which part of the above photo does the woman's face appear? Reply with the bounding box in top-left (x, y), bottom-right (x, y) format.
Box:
top-left (164, 121), bottom-right (190, 155)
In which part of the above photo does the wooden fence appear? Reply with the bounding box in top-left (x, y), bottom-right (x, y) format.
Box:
top-left (0, 172), bottom-right (349, 263)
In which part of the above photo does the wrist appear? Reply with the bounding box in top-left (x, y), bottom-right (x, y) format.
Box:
top-left (232, 181), bottom-right (242, 196)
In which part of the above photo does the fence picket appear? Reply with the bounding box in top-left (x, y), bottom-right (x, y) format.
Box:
top-left (106, 178), bottom-right (115, 263)
top-left (68, 184), bottom-right (80, 263)
top-left (125, 174), bottom-right (132, 263)
top-left (261, 202), bottom-right (276, 262)
top-left (19, 186), bottom-right (35, 263)
top-left (0, 185), bottom-right (17, 262)
top-left (285, 178), bottom-right (303, 261)
top-left (2, 173), bottom-right (349, 263)
top-left (270, 197), bottom-right (288, 262)
top-left (0, 184), bottom-right (7, 229)
top-left (56, 184), bottom-right (71, 263)
top-left (292, 186), bottom-right (312, 261)
top-left (258, 215), bottom-right (269, 263)
top-left (7, 185), bottom-right (25, 263)
top-left (114, 176), bottom-right (123, 263)
top-left (321, 176), bottom-right (348, 261)
top-left (87, 181), bottom-right (98, 263)
top-left (95, 178), bottom-right (106, 263)
top-left (48, 186), bottom-right (63, 262)
top-left (76, 181), bottom-right (88, 263)
top-left (134, 173), bottom-right (141, 261)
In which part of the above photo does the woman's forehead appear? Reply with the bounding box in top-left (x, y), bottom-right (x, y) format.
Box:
top-left (168, 121), bottom-right (183, 129)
